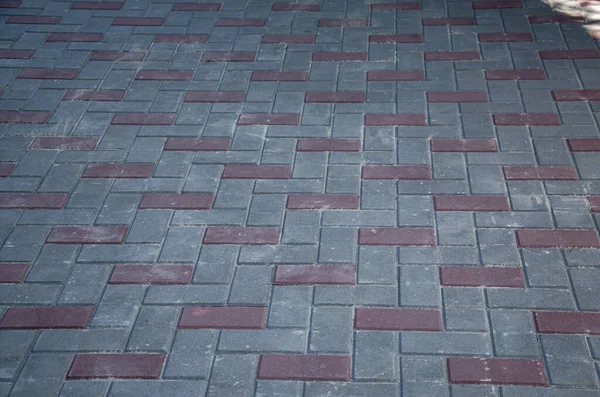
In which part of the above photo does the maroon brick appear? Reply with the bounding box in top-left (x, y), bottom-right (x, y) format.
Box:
top-left (251, 71), bottom-right (308, 81)
top-left (364, 113), bottom-right (427, 126)
top-left (273, 265), bottom-right (356, 285)
top-left (493, 113), bottom-right (560, 126)
top-left (18, 69), bottom-right (78, 80)
top-left (317, 19), bottom-right (368, 27)
top-left (0, 111), bottom-right (50, 124)
top-left (0, 263), bottom-right (29, 283)
top-left (112, 17), bottom-right (164, 26)
top-left (478, 33), bottom-right (533, 42)
top-left (358, 228), bottom-right (436, 246)
top-left (0, 1), bottom-right (21, 8)
top-left (109, 264), bottom-right (193, 285)
top-left (271, 3), bottom-right (320, 11)
top-left (304, 92), bottom-right (365, 103)
top-left (237, 113), bottom-right (300, 125)
top-left (67, 354), bottom-right (165, 379)
top-left (430, 138), bottom-right (498, 152)
top-left (31, 137), bottom-right (98, 150)
top-left (296, 138), bottom-right (361, 152)
top-left (0, 50), bottom-right (33, 59)
top-left (172, 3), bottom-right (221, 10)
top-left (202, 52), bottom-right (256, 62)
top-left (185, 91), bottom-right (244, 102)
top-left (422, 17), bottom-right (475, 25)
top-left (485, 69), bottom-right (546, 80)
top-left (83, 164), bottom-right (154, 178)
top-left (567, 138), bottom-right (600, 152)
top-left (0, 193), bottom-right (67, 209)
top-left (516, 229), bottom-right (600, 248)
top-left (440, 266), bottom-right (525, 287)
top-left (72, 1), bottom-right (122, 9)
top-left (534, 311), bottom-right (600, 334)
top-left (0, 163), bottom-right (15, 177)
top-left (472, 0), bottom-right (523, 8)
top-left (112, 113), bottom-right (176, 125)
top-left (367, 70), bottom-right (424, 81)
top-left (424, 51), bottom-right (481, 61)
top-left (312, 52), bottom-right (367, 61)
top-left (90, 51), bottom-right (145, 61)
top-left (135, 70), bottom-right (193, 81)
top-left (215, 18), bottom-right (266, 26)
top-left (588, 196), bottom-right (600, 212)
top-left (47, 226), bottom-right (128, 244)
top-left (222, 164), bottom-right (292, 179)
top-left (553, 90), bottom-right (600, 102)
top-left (449, 358), bottom-right (548, 386)
top-left (0, 306), bottom-right (94, 329)
top-left (258, 354), bottom-right (351, 381)
top-left (261, 34), bottom-right (315, 43)
top-left (139, 193), bottom-right (214, 209)
top-left (540, 49), bottom-right (600, 59)
top-left (63, 90), bottom-right (125, 102)
top-left (164, 137), bottom-right (230, 151)
top-left (361, 165), bottom-right (431, 180)
top-left (203, 227), bottom-right (280, 245)
top-left (354, 307), bottom-right (442, 331)
top-left (427, 92), bottom-right (488, 103)
top-left (369, 34), bottom-right (422, 43)
top-left (434, 195), bottom-right (509, 212)
top-left (154, 34), bottom-right (209, 43)
top-left (179, 307), bottom-right (267, 329)
top-left (371, 2), bottom-right (420, 10)
top-left (6, 16), bottom-right (60, 24)
top-left (46, 33), bottom-right (102, 42)
top-left (529, 15), bottom-right (584, 24)
top-left (287, 194), bottom-right (359, 209)
top-left (503, 166), bottom-right (578, 180)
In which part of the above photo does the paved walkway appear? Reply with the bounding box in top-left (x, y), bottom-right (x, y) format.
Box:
top-left (1, 0), bottom-right (600, 395)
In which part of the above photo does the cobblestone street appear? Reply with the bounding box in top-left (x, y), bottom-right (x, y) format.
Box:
top-left (1, 0), bottom-right (600, 395)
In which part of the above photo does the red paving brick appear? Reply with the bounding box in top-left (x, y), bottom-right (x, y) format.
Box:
top-left (516, 229), bottom-right (600, 248)
top-left (588, 196), bottom-right (600, 212)
top-left (553, 90), bottom-right (600, 101)
top-left (478, 33), bottom-right (533, 42)
top-left (204, 227), bottom-right (280, 245)
top-left (448, 357), bottom-right (548, 386)
top-left (0, 306), bottom-right (94, 329)
top-left (371, 2), bottom-right (420, 10)
top-left (433, 195), bottom-right (510, 211)
top-left (18, 69), bottom-right (78, 80)
top-left (178, 306), bottom-right (267, 329)
top-left (0, 193), bottom-right (68, 209)
top-left (154, 34), bottom-right (209, 43)
top-left (109, 264), bottom-right (193, 285)
top-left (112, 17), bottom-right (164, 26)
top-left (354, 308), bottom-right (442, 331)
top-left (358, 228), bottom-right (436, 246)
top-left (529, 15), bottom-right (584, 24)
top-left (251, 71), bottom-right (308, 81)
top-left (72, 1), bottom-right (123, 9)
top-left (215, 18), bottom-right (266, 26)
top-left (31, 137), bottom-right (98, 150)
top-left (485, 69), bottom-right (547, 80)
top-left (0, 263), bottom-right (30, 283)
top-left (7, 16), bottom-right (60, 24)
top-left (0, 163), bottom-right (15, 177)
top-left (258, 354), bottom-right (351, 381)
top-left (273, 265), bottom-right (356, 285)
top-left (296, 138), bottom-right (361, 152)
top-left (67, 354), bottom-right (166, 379)
top-left (472, 0), bottom-right (523, 8)
top-left (422, 17), bottom-right (475, 25)
top-left (0, 49), bottom-right (34, 59)
top-left (424, 51), bottom-right (481, 61)
top-left (534, 311), bottom-right (600, 334)
top-left (567, 138), bottom-right (600, 151)
top-left (0, 111), bottom-right (50, 124)
top-left (304, 92), bottom-right (365, 103)
top-left (369, 34), bottom-right (422, 43)
top-left (539, 49), bottom-right (600, 59)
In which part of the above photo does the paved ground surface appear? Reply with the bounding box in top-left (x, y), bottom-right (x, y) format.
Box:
top-left (1, 0), bottom-right (600, 396)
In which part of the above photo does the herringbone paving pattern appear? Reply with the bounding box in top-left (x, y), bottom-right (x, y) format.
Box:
top-left (1, 0), bottom-right (600, 395)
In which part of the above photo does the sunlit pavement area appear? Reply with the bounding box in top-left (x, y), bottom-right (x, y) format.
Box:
top-left (1, 0), bottom-right (600, 395)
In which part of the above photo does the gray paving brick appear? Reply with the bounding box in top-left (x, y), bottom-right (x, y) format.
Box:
top-left (401, 332), bottom-right (492, 355)
top-left (304, 383), bottom-right (399, 397)
top-left (542, 335), bottom-right (598, 387)
top-left (109, 381), bottom-right (207, 397)
top-left (570, 268), bottom-right (600, 311)
top-left (207, 354), bottom-right (258, 397)
top-left (218, 329), bottom-right (306, 353)
top-left (228, 265), bottom-right (272, 305)
top-left (478, 228), bottom-right (520, 266)
top-left (91, 285), bottom-right (145, 328)
top-left (238, 245), bottom-right (317, 264)
top-left (314, 285), bottom-right (397, 306)
top-left (127, 306), bottom-right (179, 352)
top-left (159, 226), bottom-right (204, 262)
top-left (309, 306), bottom-right (352, 353)
top-left (127, 210), bottom-right (171, 244)
top-left (399, 246), bottom-right (480, 265)
top-left (144, 285), bottom-right (228, 305)
top-left (255, 381), bottom-right (303, 397)
top-left (0, 330), bottom-right (36, 381)
top-left (358, 246), bottom-right (396, 285)
top-left (34, 329), bottom-right (129, 352)
top-left (268, 286), bottom-right (311, 328)
top-left (487, 288), bottom-right (575, 310)
top-left (59, 381), bottom-right (110, 397)
top-left (523, 249), bottom-right (570, 288)
top-left (399, 265), bottom-right (440, 307)
top-left (58, 264), bottom-right (111, 305)
top-left (354, 331), bottom-right (399, 381)
top-left (164, 330), bottom-right (217, 379)
top-left (318, 227), bottom-right (357, 263)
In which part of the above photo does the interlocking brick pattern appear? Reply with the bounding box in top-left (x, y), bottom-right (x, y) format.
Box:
top-left (0, 0), bottom-right (600, 394)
